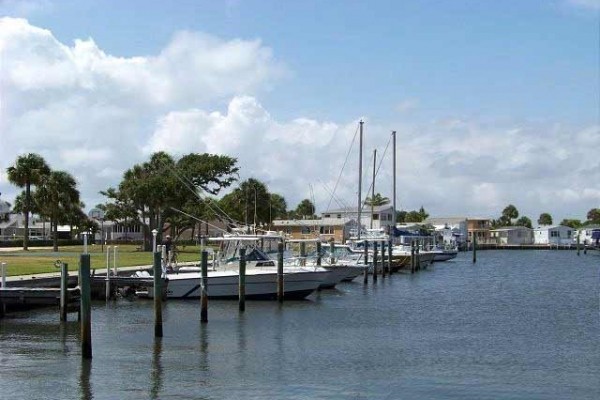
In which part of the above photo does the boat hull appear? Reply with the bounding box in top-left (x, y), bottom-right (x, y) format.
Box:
top-left (156, 269), bottom-right (323, 300)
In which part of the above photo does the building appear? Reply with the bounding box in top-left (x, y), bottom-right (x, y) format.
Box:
top-left (533, 225), bottom-right (574, 245)
top-left (490, 226), bottom-right (534, 245)
top-left (322, 205), bottom-right (396, 232)
top-left (271, 218), bottom-right (356, 242)
top-left (466, 217), bottom-right (493, 244)
top-left (424, 217), bottom-right (468, 246)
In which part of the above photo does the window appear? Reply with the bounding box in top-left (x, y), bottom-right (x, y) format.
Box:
top-left (550, 231), bottom-right (559, 238)
top-left (324, 214), bottom-right (331, 218)
top-left (336, 214), bottom-right (342, 218)
top-left (372, 214), bottom-right (379, 220)
top-left (301, 226), bottom-right (311, 234)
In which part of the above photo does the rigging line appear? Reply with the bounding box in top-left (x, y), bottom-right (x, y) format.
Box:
top-left (326, 121), bottom-right (360, 212)
top-left (170, 207), bottom-right (229, 234)
top-left (165, 163), bottom-right (238, 225)
top-left (318, 179), bottom-right (351, 211)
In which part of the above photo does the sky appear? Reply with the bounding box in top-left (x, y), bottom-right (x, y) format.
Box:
top-left (0, 0), bottom-right (598, 224)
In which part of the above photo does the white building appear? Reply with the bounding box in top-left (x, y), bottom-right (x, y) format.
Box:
top-left (424, 217), bottom-right (468, 246)
top-left (533, 225), bottom-right (574, 245)
top-left (490, 226), bottom-right (533, 245)
top-left (321, 205), bottom-right (395, 233)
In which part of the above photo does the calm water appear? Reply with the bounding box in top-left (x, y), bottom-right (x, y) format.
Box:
top-left (1, 250), bottom-right (598, 399)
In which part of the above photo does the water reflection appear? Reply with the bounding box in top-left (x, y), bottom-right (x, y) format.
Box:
top-left (79, 359), bottom-right (93, 400)
top-left (236, 313), bottom-right (247, 373)
top-left (149, 338), bottom-right (163, 400)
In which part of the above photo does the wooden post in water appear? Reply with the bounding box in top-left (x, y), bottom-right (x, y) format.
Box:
top-left (80, 254), bottom-right (92, 359)
top-left (300, 241), bottom-right (306, 266)
top-left (316, 242), bottom-right (322, 266)
top-left (410, 241), bottom-right (415, 273)
top-left (277, 242), bottom-right (284, 302)
top-left (373, 241), bottom-right (379, 282)
top-left (329, 241), bottom-right (335, 265)
top-left (472, 235), bottom-right (477, 264)
top-left (577, 234), bottom-right (580, 256)
top-left (239, 248), bottom-right (246, 312)
top-left (153, 251), bottom-right (163, 338)
top-left (381, 242), bottom-right (387, 278)
top-left (416, 241), bottom-right (421, 271)
top-left (363, 241), bottom-right (369, 284)
top-left (201, 250), bottom-right (208, 323)
top-left (388, 240), bottom-right (393, 275)
top-left (1, 262), bottom-right (6, 317)
top-left (60, 262), bottom-right (69, 322)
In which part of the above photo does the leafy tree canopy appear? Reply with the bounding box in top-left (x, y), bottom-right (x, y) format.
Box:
top-left (101, 152), bottom-right (238, 249)
top-left (364, 193), bottom-right (390, 207)
top-left (586, 208), bottom-right (600, 225)
top-left (559, 219), bottom-right (582, 229)
top-left (537, 213), bottom-right (553, 226)
top-left (515, 216), bottom-right (532, 229)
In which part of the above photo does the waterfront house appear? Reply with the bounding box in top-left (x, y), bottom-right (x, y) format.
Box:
top-left (467, 217), bottom-right (493, 244)
top-left (533, 225), bottom-right (573, 246)
top-left (424, 217), bottom-right (468, 246)
top-left (272, 218), bottom-right (356, 242)
top-left (490, 226), bottom-right (534, 245)
top-left (321, 205), bottom-right (396, 232)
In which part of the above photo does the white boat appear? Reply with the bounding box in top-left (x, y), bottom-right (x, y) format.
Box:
top-left (161, 267), bottom-right (324, 299)
top-left (431, 247), bottom-right (458, 262)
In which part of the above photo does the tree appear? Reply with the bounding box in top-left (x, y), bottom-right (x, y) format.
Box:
top-left (418, 206), bottom-right (429, 221)
top-left (219, 178), bottom-right (273, 229)
top-left (586, 208), bottom-right (600, 224)
top-left (559, 219), bottom-right (582, 229)
top-left (396, 210), bottom-right (407, 223)
top-left (6, 153), bottom-right (51, 250)
top-left (364, 193), bottom-right (390, 207)
top-left (35, 170), bottom-right (82, 251)
top-left (501, 204), bottom-right (519, 224)
top-left (102, 152), bottom-right (238, 250)
top-left (515, 216), bottom-right (533, 229)
top-left (537, 213), bottom-right (553, 226)
top-left (405, 210), bottom-right (424, 223)
top-left (294, 199), bottom-right (316, 219)
top-left (269, 194), bottom-right (287, 224)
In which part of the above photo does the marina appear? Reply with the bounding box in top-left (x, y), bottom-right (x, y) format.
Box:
top-left (0, 250), bottom-right (597, 399)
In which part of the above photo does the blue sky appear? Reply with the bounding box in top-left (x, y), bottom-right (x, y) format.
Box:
top-left (0, 0), bottom-right (598, 222)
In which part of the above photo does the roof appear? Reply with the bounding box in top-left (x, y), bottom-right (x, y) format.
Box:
top-left (534, 225), bottom-right (572, 231)
top-left (272, 219), bottom-right (352, 227)
top-left (322, 205), bottom-right (393, 214)
top-left (491, 226), bottom-right (533, 232)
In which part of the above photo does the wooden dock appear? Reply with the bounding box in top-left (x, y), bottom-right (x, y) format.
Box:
top-left (0, 287), bottom-right (80, 305)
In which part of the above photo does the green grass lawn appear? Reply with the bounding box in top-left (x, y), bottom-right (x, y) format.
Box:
top-left (0, 244), bottom-right (205, 276)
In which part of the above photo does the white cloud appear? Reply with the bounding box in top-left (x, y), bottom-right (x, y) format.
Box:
top-left (0, 18), bottom-right (597, 223)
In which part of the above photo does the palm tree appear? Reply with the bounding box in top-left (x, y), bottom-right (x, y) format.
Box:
top-left (36, 170), bottom-right (81, 251)
top-left (6, 153), bottom-right (50, 250)
top-left (364, 193), bottom-right (390, 207)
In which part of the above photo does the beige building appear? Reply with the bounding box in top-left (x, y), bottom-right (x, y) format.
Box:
top-left (272, 218), bottom-right (356, 242)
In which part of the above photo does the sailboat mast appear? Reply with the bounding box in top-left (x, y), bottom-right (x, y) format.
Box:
top-left (357, 120), bottom-right (364, 240)
top-left (371, 149), bottom-right (376, 229)
top-left (392, 130), bottom-right (397, 235)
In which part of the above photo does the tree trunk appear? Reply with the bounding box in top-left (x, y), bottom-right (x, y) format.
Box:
top-left (23, 182), bottom-right (30, 251)
top-left (52, 213), bottom-right (59, 252)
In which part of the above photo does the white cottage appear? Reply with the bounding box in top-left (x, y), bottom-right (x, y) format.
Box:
top-left (533, 225), bottom-right (573, 246)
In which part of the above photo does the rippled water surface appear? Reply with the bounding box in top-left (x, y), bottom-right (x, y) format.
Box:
top-left (1, 250), bottom-right (598, 399)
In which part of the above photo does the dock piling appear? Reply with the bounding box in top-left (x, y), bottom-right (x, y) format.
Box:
top-left (153, 251), bottom-right (163, 338)
top-left (80, 254), bottom-right (92, 359)
top-left (411, 241), bottom-right (415, 273)
top-left (316, 242), bottom-right (322, 266)
top-left (1, 262), bottom-right (6, 317)
top-left (239, 248), bottom-right (246, 312)
top-left (277, 242), bottom-right (284, 303)
top-left (363, 241), bottom-right (369, 284)
top-left (60, 262), bottom-right (69, 322)
top-left (201, 250), bottom-right (208, 323)
top-left (388, 240), bottom-right (393, 275)
top-left (329, 241), bottom-right (335, 265)
top-left (473, 236), bottom-right (477, 264)
top-left (373, 241), bottom-right (379, 282)
top-left (577, 235), bottom-right (580, 256)
top-left (381, 242), bottom-right (387, 277)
